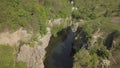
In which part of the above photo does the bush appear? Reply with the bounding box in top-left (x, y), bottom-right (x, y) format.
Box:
top-left (0, 0), bottom-right (50, 35)
top-left (16, 61), bottom-right (27, 68)
top-left (0, 45), bottom-right (14, 68)
top-left (73, 0), bottom-right (120, 20)
top-left (73, 48), bottom-right (91, 68)
top-left (51, 23), bottom-right (64, 37)
top-left (44, 0), bottom-right (71, 18)
top-left (97, 47), bottom-right (110, 59)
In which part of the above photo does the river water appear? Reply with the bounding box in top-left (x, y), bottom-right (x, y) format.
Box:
top-left (45, 29), bottom-right (74, 68)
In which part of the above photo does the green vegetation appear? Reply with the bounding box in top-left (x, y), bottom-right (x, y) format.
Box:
top-left (0, 0), bottom-right (72, 35)
top-left (0, 0), bottom-right (120, 68)
top-left (72, 0), bottom-right (120, 68)
top-left (73, 45), bottom-right (110, 68)
top-left (0, 45), bottom-right (27, 68)
top-left (90, 53), bottom-right (99, 68)
top-left (16, 61), bottom-right (27, 68)
top-left (73, 0), bottom-right (120, 20)
top-left (51, 23), bottom-right (64, 37)
top-left (73, 49), bottom-right (91, 68)
top-left (29, 42), bottom-right (35, 47)
top-left (72, 0), bottom-right (120, 36)
top-left (44, 0), bottom-right (71, 18)
top-left (73, 48), bottom-right (99, 68)
top-left (0, 45), bottom-right (14, 68)
top-left (110, 35), bottom-right (120, 68)
top-left (98, 47), bottom-right (110, 59)
top-left (0, 0), bottom-right (49, 34)
top-left (111, 46), bottom-right (120, 68)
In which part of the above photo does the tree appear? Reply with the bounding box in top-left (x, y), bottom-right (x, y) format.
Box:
top-left (44, 0), bottom-right (72, 18)
top-left (90, 53), bottom-right (99, 68)
top-left (73, 48), bottom-right (91, 68)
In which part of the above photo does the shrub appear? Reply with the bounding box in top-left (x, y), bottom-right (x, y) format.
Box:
top-left (73, 0), bottom-right (120, 20)
top-left (97, 47), bottom-right (110, 59)
top-left (16, 61), bottom-right (27, 68)
top-left (44, 0), bottom-right (71, 18)
top-left (0, 0), bottom-right (50, 35)
top-left (0, 45), bottom-right (14, 68)
top-left (73, 48), bottom-right (91, 68)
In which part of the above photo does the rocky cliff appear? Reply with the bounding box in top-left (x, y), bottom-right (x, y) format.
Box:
top-left (16, 27), bottom-right (51, 68)
top-left (0, 27), bottom-right (51, 68)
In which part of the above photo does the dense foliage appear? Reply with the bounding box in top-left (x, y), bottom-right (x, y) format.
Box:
top-left (0, 0), bottom-right (49, 34)
top-left (0, 0), bottom-right (72, 68)
top-left (73, 49), bottom-right (91, 68)
top-left (44, 0), bottom-right (71, 18)
top-left (0, 45), bottom-right (27, 68)
top-left (73, 0), bottom-right (120, 20)
top-left (0, 0), bottom-right (71, 34)
top-left (72, 0), bottom-right (120, 68)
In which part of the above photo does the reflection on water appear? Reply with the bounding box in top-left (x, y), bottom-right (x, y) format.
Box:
top-left (45, 29), bottom-right (74, 68)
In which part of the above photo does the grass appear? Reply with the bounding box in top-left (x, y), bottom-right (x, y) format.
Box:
top-left (16, 61), bottom-right (27, 68)
top-left (0, 45), bottom-right (14, 68)
top-left (111, 45), bottom-right (120, 68)
top-left (0, 0), bottom-right (49, 35)
top-left (29, 42), bottom-right (35, 48)
top-left (84, 17), bottom-right (120, 34)
top-left (0, 0), bottom-right (72, 35)
top-left (0, 45), bottom-right (27, 68)
top-left (44, 0), bottom-right (71, 18)
top-left (73, 0), bottom-right (120, 20)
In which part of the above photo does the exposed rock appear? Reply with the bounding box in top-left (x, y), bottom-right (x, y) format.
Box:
top-left (103, 59), bottom-right (110, 66)
top-left (90, 28), bottom-right (103, 47)
top-left (100, 59), bottom-right (110, 68)
top-left (48, 18), bottom-right (64, 26)
top-left (0, 26), bottom-right (51, 68)
top-left (17, 27), bottom-right (51, 68)
top-left (111, 17), bottom-right (120, 24)
top-left (0, 28), bottom-right (32, 46)
top-left (71, 23), bottom-right (79, 32)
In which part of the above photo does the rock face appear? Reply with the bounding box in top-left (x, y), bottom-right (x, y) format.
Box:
top-left (0, 27), bottom-right (51, 68)
top-left (90, 28), bottom-right (103, 48)
top-left (48, 18), bottom-right (63, 26)
top-left (71, 23), bottom-right (79, 32)
top-left (17, 27), bottom-right (51, 68)
top-left (0, 28), bottom-right (32, 46)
